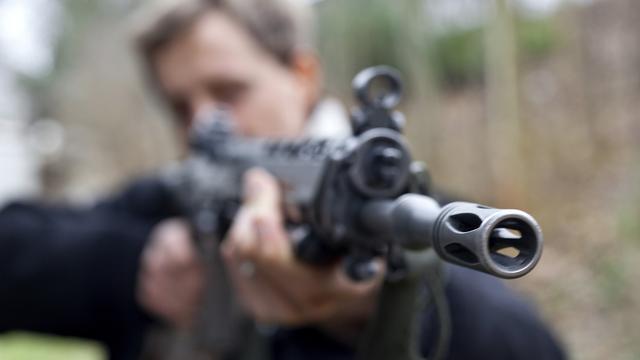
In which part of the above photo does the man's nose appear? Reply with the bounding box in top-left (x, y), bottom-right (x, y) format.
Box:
top-left (191, 98), bottom-right (218, 125)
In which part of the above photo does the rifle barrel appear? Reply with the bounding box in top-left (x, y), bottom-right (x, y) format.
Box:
top-left (361, 195), bottom-right (543, 279)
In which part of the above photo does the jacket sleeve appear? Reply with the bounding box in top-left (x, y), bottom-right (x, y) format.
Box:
top-left (269, 265), bottom-right (566, 360)
top-left (419, 265), bottom-right (566, 360)
top-left (0, 178), bottom-right (178, 359)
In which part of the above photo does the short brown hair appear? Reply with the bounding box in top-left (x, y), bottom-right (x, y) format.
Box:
top-left (134, 0), bottom-right (313, 79)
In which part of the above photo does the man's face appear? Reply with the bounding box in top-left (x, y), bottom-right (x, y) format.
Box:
top-left (154, 10), bottom-right (316, 139)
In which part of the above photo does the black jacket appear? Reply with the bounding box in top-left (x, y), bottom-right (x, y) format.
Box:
top-left (0, 178), bottom-right (565, 360)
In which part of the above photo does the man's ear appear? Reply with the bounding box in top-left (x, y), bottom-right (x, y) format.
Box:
top-left (290, 51), bottom-right (323, 116)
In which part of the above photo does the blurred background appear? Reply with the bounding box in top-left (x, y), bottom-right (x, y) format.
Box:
top-left (1, 0), bottom-right (639, 359)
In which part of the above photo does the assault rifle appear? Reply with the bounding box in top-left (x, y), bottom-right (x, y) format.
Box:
top-left (164, 66), bottom-right (543, 360)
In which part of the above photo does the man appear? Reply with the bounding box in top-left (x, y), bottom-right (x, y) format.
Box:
top-left (134, 0), bottom-right (380, 334)
top-left (0, 0), bottom-right (565, 359)
top-left (137, 0), bottom-right (564, 358)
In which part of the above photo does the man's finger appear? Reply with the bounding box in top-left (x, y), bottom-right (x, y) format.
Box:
top-left (243, 168), bottom-right (282, 220)
top-left (160, 219), bottom-right (199, 270)
top-left (223, 207), bottom-right (258, 259)
top-left (253, 216), bottom-right (291, 265)
top-left (223, 250), bottom-right (303, 325)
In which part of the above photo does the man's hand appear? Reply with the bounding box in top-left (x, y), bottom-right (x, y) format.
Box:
top-left (137, 219), bottom-right (205, 328)
top-left (137, 168), bottom-right (383, 340)
top-left (222, 168), bottom-right (384, 339)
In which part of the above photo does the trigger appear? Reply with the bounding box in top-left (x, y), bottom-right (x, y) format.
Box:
top-left (288, 224), bottom-right (340, 265)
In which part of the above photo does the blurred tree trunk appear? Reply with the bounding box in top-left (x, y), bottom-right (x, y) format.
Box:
top-left (38, 1), bottom-right (178, 201)
top-left (630, 0), bottom-right (640, 152)
top-left (396, 0), bottom-right (441, 170)
top-left (484, 0), bottom-right (525, 206)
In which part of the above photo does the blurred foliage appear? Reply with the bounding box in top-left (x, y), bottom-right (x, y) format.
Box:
top-left (618, 203), bottom-right (640, 247)
top-left (431, 18), bottom-right (556, 88)
top-left (595, 255), bottom-right (629, 307)
top-left (315, 0), bottom-right (412, 96)
top-left (617, 169), bottom-right (640, 248)
top-left (517, 18), bottom-right (558, 60)
top-left (0, 333), bottom-right (104, 360)
top-left (429, 27), bottom-right (485, 88)
top-left (317, 0), bottom-right (557, 91)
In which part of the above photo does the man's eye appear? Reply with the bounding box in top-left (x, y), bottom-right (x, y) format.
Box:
top-left (210, 83), bottom-right (248, 105)
top-left (170, 99), bottom-right (192, 124)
